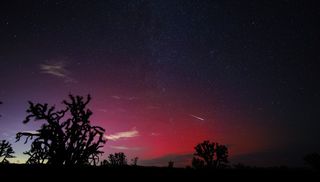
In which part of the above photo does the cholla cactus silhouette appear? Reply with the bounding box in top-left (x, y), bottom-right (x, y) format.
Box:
top-left (0, 140), bottom-right (15, 164)
top-left (192, 140), bottom-right (229, 169)
top-left (16, 94), bottom-right (106, 165)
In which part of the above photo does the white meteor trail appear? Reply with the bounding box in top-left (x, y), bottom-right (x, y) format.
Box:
top-left (189, 114), bottom-right (205, 121)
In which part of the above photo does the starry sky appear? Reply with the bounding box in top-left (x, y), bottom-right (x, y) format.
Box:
top-left (0, 0), bottom-right (320, 167)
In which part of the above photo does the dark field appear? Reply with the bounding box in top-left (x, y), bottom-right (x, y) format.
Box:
top-left (0, 164), bottom-right (319, 181)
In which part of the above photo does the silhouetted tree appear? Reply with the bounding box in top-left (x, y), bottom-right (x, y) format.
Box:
top-left (192, 140), bottom-right (229, 169)
top-left (131, 157), bottom-right (139, 166)
top-left (16, 94), bottom-right (106, 165)
top-left (304, 153), bottom-right (320, 170)
top-left (107, 152), bottom-right (127, 167)
top-left (215, 144), bottom-right (229, 168)
top-left (0, 140), bottom-right (15, 164)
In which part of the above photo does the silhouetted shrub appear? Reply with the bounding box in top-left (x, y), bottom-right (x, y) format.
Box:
top-left (0, 140), bottom-right (15, 164)
top-left (100, 159), bottom-right (110, 166)
top-left (16, 94), bottom-right (106, 165)
top-left (192, 140), bottom-right (229, 169)
top-left (106, 152), bottom-right (128, 167)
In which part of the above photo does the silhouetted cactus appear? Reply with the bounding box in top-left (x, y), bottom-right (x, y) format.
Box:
top-left (0, 140), bottom-right (15, 164)
top-left (192, 140), bottom-right (229, 169)
top-left (16, 94), bottom-right (106, 165)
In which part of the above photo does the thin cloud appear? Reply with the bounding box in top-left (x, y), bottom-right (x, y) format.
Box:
top-left (104, 128), bottom-right (139, 141)
top-left (110, 145), bottom-right (141, 151)
top-left (39, 61), bottom-right (76, 83)
top-left (189, 114), bottom-right (205, 121)
top-left (111, 95), bottom-right (121, 99)
top-left (151, 132), bottom-right (160, 136)
top-left (110, 95), bottom-right (138, 101)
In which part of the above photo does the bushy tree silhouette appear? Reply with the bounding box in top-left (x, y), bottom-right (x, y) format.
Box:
top-left (107, 152), bottom-right (127, 167)
top-left (16, 94), bottom-right (106, 165)
top-left (304, 153), bottom-right (320, 170)
top-left (0, 140), bottom-right (15, 164)
top-left (192, 140), bottom-right (229, 169)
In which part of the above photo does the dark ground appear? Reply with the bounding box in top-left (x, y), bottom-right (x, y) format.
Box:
top-left (0, 164), bottom-right (319, 181)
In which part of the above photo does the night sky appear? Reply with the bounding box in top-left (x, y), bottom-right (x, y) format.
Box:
top-left (1, 0), bottom-right (320, 167)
